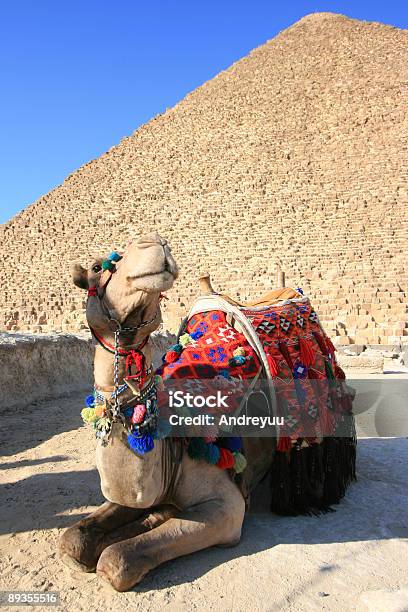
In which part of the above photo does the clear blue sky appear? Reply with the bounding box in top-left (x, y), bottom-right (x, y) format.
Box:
top-left (0, 0), bottom-right (406, 223)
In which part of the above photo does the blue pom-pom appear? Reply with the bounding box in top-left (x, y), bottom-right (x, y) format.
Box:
top-left (127, 433), bottom-right (154, 454)
top-left (108, 251), bottom-right (122, 262)
top-left (169, 343), bottom-right (183, 354)
top-left (229, 355), bottom-right (246, 367)
top-left (221, 437), bottom-right (242, 452)
top-left (102, 259), bottom-right (115, 271)
top-left (190, 330), bottom-right (204, 340)
top-left (188, 438), bottom-right (208, 460)
top-left (123, 407), bottom-right (133, 418)
top-left (85, 394), bottom-right (95, 408)
top-left (205, 443), bottom-right (221, 464)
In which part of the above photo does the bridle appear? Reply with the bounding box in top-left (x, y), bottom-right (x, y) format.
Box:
top-left (86, 251), bottom-right (161, 422)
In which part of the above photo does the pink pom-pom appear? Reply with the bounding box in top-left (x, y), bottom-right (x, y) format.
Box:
top-left (131, 404), bottom-right (147, 424)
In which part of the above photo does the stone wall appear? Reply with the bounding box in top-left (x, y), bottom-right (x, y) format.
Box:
top-left (0, 331), bottom-right (175, 411)
top-left (0, 333), bottom-right (93, 410)
top-left (0, 13), bottom-right (407, 346)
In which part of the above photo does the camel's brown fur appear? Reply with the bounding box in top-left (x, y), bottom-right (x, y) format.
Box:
top-left (60, 233), bottom-right (275, 591)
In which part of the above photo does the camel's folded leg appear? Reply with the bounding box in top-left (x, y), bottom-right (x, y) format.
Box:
top-left (59, 502), bottom-right (176, 572)
top-left (96, 492), bottom-right (245, 591)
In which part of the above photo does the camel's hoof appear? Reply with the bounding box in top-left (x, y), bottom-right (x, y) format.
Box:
top-left (96, 545), bottom-right (151, 592)
top-left (60, 552), bottom-right (96, 573)
top-left (59, 524), bottom-right (104, 571)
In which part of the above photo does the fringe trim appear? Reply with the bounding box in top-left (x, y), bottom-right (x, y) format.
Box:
top-left (298, 337), bottom-right (315, 367)
top-left (270, 430), bottom-right (356, 516)
top-left (266, 352), bottom-right (279, 377)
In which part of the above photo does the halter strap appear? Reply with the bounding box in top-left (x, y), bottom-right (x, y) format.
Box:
top-left (90, 326), bottom-right (149, 356)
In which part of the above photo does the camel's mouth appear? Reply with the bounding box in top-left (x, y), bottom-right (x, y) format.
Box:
top-left (115, 234), bottom-right (179, 292)
top-left (127, 267), bottom-right (177, 292)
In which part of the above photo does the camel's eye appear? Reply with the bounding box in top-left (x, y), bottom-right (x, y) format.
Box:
top-left (92, 264), bottom-right (102, 274)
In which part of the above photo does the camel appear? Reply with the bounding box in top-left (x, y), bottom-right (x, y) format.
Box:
top-left (59, 232), bottom-right (356, 591)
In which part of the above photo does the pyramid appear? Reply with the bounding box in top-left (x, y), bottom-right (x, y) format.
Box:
top-left (1, 12), bottom-right (408, 346)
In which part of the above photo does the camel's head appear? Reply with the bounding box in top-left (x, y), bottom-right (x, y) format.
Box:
top-left (72, 232), bottom-right (178, 335)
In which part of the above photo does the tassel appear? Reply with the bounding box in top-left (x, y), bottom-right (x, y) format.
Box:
top-left (205, 443), bottom-right (221, 464)
top-left (277, 436), bottom-right (292, 452)
top-left (179, 333), bottom-right (192, 347)
top-left (164, 350), bottom-right (180, 364)
top-left (131, 404), bottom-right (147, 424)
top-left (306, 443), bottom-right (323, 489)
top-left (95, 404), bottom-right (105, 417)
top-left (229, 355), bottom-right (246, 367)
top-left (266, 352), bottom-right (279, 377)
top-left (298, 337), bottom-right (315, 367)
top-left (312, 331), bottom-right (329, 356)
top-left (102, 259), bottom-right (115, 271)
top-left (325, 359), bottom-right (336, 382)
top-left (325, 335), bottom-right (337, 355)
top-left (169, 343), bottom-right (183, 354)
top-left (127, 433), bottom-right (154, 455)
top-left (219, 437), bottom-right (243, 452)
top-left (217, 448), bottom-right (235, 469)
top-left (278, 341), bottom-right (294, 370)
top-left (322, 437), bottom-right (341, 505)
top-left (188, 438), bottom-right (208, 460)
top-left (81, 407), bottom-right (98, 424)
top-left (85, 394), bottom-right (95, 407)
top-left (233, 452), bottom-right (247, 473)
top-left (125, 350), bottom-right (146, 387)
top-left (108, 251), bottom-right (122, 262)
top-left (270, 451), bottom-right (293, 515)
top-left (290, 441), bottom-right (322, 514)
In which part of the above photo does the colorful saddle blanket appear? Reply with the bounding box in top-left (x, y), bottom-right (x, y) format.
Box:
top-left (159, 293), bottom-right (354, 446)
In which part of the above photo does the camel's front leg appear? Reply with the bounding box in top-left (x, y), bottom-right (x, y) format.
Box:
top-left (59, 502), bottom-right (175, 571)
top-left (96, 493), bottom-right (245, 591)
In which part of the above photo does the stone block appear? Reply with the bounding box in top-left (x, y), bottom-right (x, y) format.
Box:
top-left (336, 351), bottom-right (384, 373)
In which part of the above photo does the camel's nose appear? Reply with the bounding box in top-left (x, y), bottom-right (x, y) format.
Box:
top-left (134, 232), bottom-right (167, 249)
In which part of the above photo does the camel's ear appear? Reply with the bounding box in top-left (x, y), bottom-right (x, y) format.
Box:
top-left (72, 264), bottom-right (88, 289)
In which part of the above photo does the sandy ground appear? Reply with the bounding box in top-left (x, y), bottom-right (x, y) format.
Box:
top-left (0, 387), bottom-right (407, 612)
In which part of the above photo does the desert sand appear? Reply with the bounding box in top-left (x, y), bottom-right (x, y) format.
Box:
top-left (0, 384), bottom-right (407, 612)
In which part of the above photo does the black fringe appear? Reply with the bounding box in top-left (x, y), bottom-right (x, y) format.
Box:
top-left (270, 434), bottom-right (357, 516)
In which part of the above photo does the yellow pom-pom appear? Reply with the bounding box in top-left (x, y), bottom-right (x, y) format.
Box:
top-left (95, 417), bottom-right (109, 430)
top-left (233, 451), bottom-right (247, 474)
top-left (81, 407), bottom-right (98, 423)
top-left (179, 333), bottom-right (192, 347)
top-left (233, 346), bottom-right (246, 357)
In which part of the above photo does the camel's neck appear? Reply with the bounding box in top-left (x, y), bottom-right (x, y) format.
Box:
top-left (93, 332), bottom-right (153, 390)
top-left (93, 331), bottom-right (179, 509)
